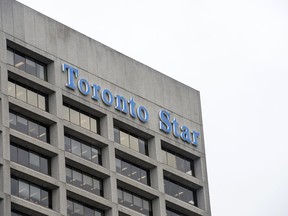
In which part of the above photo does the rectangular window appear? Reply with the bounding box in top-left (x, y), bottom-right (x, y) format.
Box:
top-left (7, 48), bottom-right (47, 81)
top-left (64, 135), bottom-right (101, 165)
top-left (67, 198), bottom-right (103, 216)
top-left (9, 111), bottom-right (49, 143)
top-left (114, 127), bottom-right (148, 156)
top-left (166, 208), bottom-right (189, 216)
top-left (117, 187), bottom-right (152, 216)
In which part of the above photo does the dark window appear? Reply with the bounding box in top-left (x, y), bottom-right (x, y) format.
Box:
top-left (162, 148), bottom-right (195, 176)
top-left (9, 111), bottom-right (49, 143)
top-left (166, 208), bottom-right (189, 216)
top-left (114, 127), bottom-right (148, 156)
top-left (118, 187), bottom-right (152, 216)
top-left (67, 198), bottom-right (103, 216)
top-left (11, 176), bottom-right (51, 208)
top-left (164, 178), bottom-right (197, 206)
top-left (10, 143), bottom-right (50, 175)
top-left (11, 210), bottom-right (29, 216)
top-left (66, 166), bottom-right (103, 196)
top-left (7, 48), bottom-right (47, 81)
top-left (8, 80), bottom-right (48, 111)
top-left (64, 135), bottom-right (101, 165)
top-left (116, 158), bottom-right (150, 186)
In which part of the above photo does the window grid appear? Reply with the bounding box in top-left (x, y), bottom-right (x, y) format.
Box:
top-left (64, 134), bottom-right (102, 165)
top-left (9, 111), bottom-right (49, 143)
top-left (11, 176), bottom-right (51, 208)
top-left (66, 166), bottom-right (103, 196)
top-left (63, 104), bottom-right (99, 134)
top-left (10, 143), bottom-right (50, 175)
top-left (116, 157), bottom-right (150, 186)
top-left (118, 187), bottom-right (152, 216)
top-left (7, 48), bottom-right (47, 81)
top-left (67, 198), bottom-right (103, 216)
top-left (8, 80), bottom-right (48, 111)
top-left (114, 127), bottom-right (148, 155)
top-left (162, 148), bottom-right (195, 177)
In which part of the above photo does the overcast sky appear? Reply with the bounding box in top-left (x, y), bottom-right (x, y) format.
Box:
top-left (17, 1), bottom-right (288, 215)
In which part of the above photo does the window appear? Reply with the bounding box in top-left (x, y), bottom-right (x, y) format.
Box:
top-left (66, 166), bottom-right (103, 196)
top-left (64, 135), bottom-right (101, 165)
top-left (164, 178), bottom-right (197, 206)
top-left (10, 143), bottom-right (50, 175)
top-left (8, 80), bottom-right (48, 111)
top-left (166, 208), bottom-right (189, 216)
top-left (9, 111), bottom-right (48, 143)
top-left (118, 188), bottom-right (152, 216)
top-left (116, 158), bottom-right (149, 185)
top-left (11, 176), bottom-right (51, 208)
top-left (11, 210), bottom-right (29, 216)
top-left (7, 48), bottom-right (47, 81)
top-left (63, 104), bottom-right (99, 134)
top-left (67, 198), bottom-right (103, 216)
top-left (162, 148), bottom-right (195, 176)
top-left (114, 127), bottom-right (148, 155)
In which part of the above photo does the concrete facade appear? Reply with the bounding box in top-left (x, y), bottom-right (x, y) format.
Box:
top-left (0, 0), bottom-right (211, 215)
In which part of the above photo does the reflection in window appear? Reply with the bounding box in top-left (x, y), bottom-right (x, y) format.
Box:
top-left (67, 198), bottom-right (103, 216)
top-left (114, 127), bottom-right (148, 155)
top-left (10, 143), bottom-right (50, 175)
top-left (63, 104), bottom-right (99, 134)
top-left (8, 80), bottom-right (48, 111)
top-left (7, 48), bottom-right (47, 81)
top-left (162, 148), bottom-right (195, 176)
top-left (116, 158), bottom-right (149, 185)
top-left (11, 176), bottom-right (51, 208)
top-left (66, 166), bottom-right (103, 196)
top-left (9, 111), bottom-right (48, 142)
top-left (118, 188), bottom-right (152, 216)
top-left (164, 178), bottom-right (197, 206)
top-left (64, 135), bottom-right (101, 165)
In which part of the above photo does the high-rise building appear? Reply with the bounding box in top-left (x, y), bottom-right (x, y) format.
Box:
top-left (0, 0), bottom-right (211, 215)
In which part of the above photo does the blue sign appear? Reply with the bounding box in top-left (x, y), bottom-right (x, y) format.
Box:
top-left (62, 63), bottom-right (199, 147)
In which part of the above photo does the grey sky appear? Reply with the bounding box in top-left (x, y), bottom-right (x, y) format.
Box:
top-left (17, 0), bottom-right (288, 215)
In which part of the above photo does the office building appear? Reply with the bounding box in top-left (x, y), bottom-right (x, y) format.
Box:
top-left (0, 0), bottom-right (211, 215)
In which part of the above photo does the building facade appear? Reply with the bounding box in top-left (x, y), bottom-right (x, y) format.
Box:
top-left (0, 0), bottom-right (211, 215)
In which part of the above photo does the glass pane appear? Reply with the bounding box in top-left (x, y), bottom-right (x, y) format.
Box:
top-left (117, 188), bottom-right (123, 202)
top-left (67, 199), bottom-right (73, 215)
top-left (121, 161), bottom-right (131, 177)
top-left (71, 139), bottom-right (81, 156)
top-left (90, 118), bottom-right (97, 133)
top-left (70, 109), bottom-right (80, 125)
top-left (140, 169), bottom-right (148, 185)
top-left (16, 115), bottom-right (28, 134)
top-left (11, 178), bottom-right (18, 195)
top-left (95, 211), bottom-right (102, 216)
top-left (91, 147), bottom-right (99, 164)
top-left (123, 191), bottom-right (132, 207)
top-left (30, 185), bottom-right (40, 204)
top-left (80, 113), bottom-right (90, 130)
top-left (116, 158), bottom-right (121, 173)
top-left (36, 63), bottom-right (45, 80)
top-left (29, 152), bottom-right (40, 171)
top-left (28, 121), bottom-right (39, 139)
top-left (16, 85), bottom-right (27, 102)
top-left (63, 106), bottom-right (70, 121)
top-left (7, 49), bottom-right (14, 65)
top-left (138, 139), bottom-right (146, 155)
top-left (41, 190), bottom-right (49, 208)
top-left (73, 202), bottom-right (84, 216)
top-left (38, 94), bottom-right (46, 110)
top-left (81, 144), bottom-right (91, 160)
top-left (38, 125), bottom-right (47, 142)
top-left (66, 167), bottom-right (73, 183)
top-left (10, 145), bottom-right (18, 162)
top-left (82, 174), bottom-right (93, 192)
top-left (8, 81), bottom-right (16, 97)
top-left (131, 165), bottom-right (140, 182)
top-left (72, 170), bottom-right (82, 187)
top-left (27, 90), bottom-right (38, 107)
top-left (133, 196), bottom-right (142, 209)
top-left (120, 131), bottom-right (129, 147)
top-left (14, 53), bottom-right (25, 70)
top-left (84, 207), bottom-right (94, 216)
top-left (167, 152), bottom-right (176, 168)
top-left (130, 135), bottom-right (139, 152)
top-left (18, 148), bottom-right (29, 167)
top-left (92, 178), bottom-right (101, 195)
top-left (40, 157), bottom-right (49, 175)
top-left (114, 128), bottom-right (120, 143)
top-left (9, 112), bottom-right (17, 129)
top-left (18, 181), bottom-right (29, 200)
top-left (65, 136), bottom-right (71, 152)
top-left (185, 160), bottom-right (192, 176)
top-left (176, 156), bottom-right (185, 173)
top-left (26, 58), bottom-right (36, 76)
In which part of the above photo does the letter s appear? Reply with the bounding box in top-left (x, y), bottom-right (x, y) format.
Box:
top-left (159, 110), bottom-right (171, 133)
